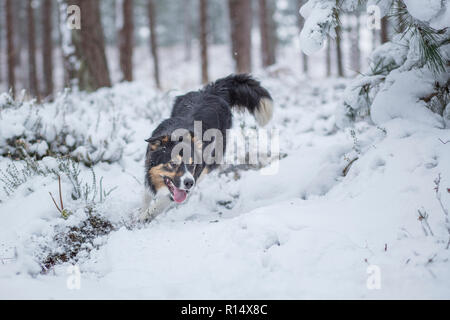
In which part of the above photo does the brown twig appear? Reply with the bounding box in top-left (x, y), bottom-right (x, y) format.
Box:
top-left (49, 192), bottom-right (62, 213)
top-left (343, 157), bottom-right (359, 177)
top-left (49, 176), bottom-right (64, 214)
top-left (58, 175), bottom-right (64, 211)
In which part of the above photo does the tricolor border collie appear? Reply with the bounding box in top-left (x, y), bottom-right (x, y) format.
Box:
top-left (140, 74), bottom-right (273, 222)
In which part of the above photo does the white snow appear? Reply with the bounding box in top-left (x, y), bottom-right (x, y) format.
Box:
top-left (1, 1), bottom-right (450, 298)
top-left (1, 66), bottom-right (449, 298)
top-left (299, 0), bottom-right (336, 55)
top-left (403, 0), bottom-right (443, 23)
top-left (370, 68), bottom-right (446, 128)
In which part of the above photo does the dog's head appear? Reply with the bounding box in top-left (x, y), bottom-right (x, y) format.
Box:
top-left (145, 134), bottom-right (202, 203)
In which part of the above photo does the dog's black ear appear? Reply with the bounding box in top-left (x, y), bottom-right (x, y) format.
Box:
top-left (145, 135), bottom-right (170, 151)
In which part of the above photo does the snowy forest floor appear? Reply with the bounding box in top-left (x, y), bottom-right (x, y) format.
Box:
top-left (1, 59), bottom-right (450, 298)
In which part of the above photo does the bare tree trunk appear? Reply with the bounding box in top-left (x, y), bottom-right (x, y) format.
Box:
top-left (42, 0), bottom-right (54, 99)
top-left (27, 0), bottom-right (39, 100)
top-left (13, 1), bottom-right (23, 69)
top-left (380, 16), bottom-right (389, 43)
top-left (0, 1), bottom-right (3, 84)
top-left (58, 0), bottom-right (111, 91)
top-left (119, 0), bottom-right (134, 82)
top-left (183, 0), bottom-right (192, 62)
top-left (73, 0), bottom-right (111, 91)
top-left (326, 37), bottom-right (331, 77)
top-left (6, 0), bottom-right (15, 97)
top-left (199, 0), bottom-right (209, 84)
top-left (148, 0), bottom-right (160, 89)
top-left (371, 29), bottom-right (378, 52)
top-left (350, 10), bottom-right (361, 74)
top-left (58, 1), bottom-right (76, 88)
top-left (335, 24), bottom-right (344, 77)
top-left (297, 0), bottom-right (308, 74)
top-left (396, 0), bottom-right (405, 33)
top-left (228, 0), bottom-right (252, 73)
top-left (259, 0), bottom-right (276, 68)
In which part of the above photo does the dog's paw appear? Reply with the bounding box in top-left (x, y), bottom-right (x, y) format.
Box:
top-left (139, 208), bottom-right (153, 223)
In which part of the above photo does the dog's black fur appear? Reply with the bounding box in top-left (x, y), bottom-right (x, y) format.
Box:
top-left (144, 74), bottom-right (273, 203)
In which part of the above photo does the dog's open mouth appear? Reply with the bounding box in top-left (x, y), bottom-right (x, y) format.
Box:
top-left (164, 177), bottom-right (188, 203)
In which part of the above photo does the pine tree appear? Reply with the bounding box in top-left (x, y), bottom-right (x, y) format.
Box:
top-left (299, 0), bottom-right (449, 127)
top-left (228, 0), bottom-right (252, 73)
top-left (148, 0), bottom-right (161, 89)
top-left (5, 0), bottom-right (15, 97)
top-left (119, 0), bottom-right (134, 82)
top-left (13, 1), bottom-right (24, 69)
top-left (297, 0), bottom-right (308, 74)
top-left (350, 10), bottom-right (361, 74)
top-left (380, 16), bottom-right (389, 43)
top-left (199, 0), bottom-right (209, 84)
top-left (183, 0), bottom-right (193, 62)
top-left (259, 0), bottom-right (276, 68)
top-left (326, 37), bottom-right (331, 77)
top-left (58, 0), bottom-right (77, 88)
top-left (335, 23), bottom-right (344, 77)
top-left (0, 1), bottom-right (3, 84)
top-left (27, 0), bottom-right (39, 100)
top-left (60, 0), bottom-right (111, 91)
top-left (42, 0), bottom-right (54, 99)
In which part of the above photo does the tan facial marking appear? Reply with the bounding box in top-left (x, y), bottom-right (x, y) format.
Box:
top-left (149, 164), bottom-right (176, 191)
top-left (150, 140), bottom-right (160, 151)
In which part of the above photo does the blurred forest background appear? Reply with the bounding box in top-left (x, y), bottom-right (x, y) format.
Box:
top-left (0, 0), bottom-right (395, 101)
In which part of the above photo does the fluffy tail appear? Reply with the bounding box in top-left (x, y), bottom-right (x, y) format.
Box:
top-left (205, 74), bottom-right (273, 126)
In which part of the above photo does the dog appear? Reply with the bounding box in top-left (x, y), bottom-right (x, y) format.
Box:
top-left (140, 74), bottom-right (273, 222)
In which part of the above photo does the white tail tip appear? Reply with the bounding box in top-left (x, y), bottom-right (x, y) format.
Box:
top-left (254, 97), bottom-right (273, 127)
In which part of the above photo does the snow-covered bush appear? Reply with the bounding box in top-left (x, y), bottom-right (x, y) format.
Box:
top-left (300, 0), bottom-right (450, 128)
top-left (0, 153), bottom-right (118, 272)
top-left (0, 155), bottom-right (116, 204)
top-left (0, 89), bottom-right (129, 166)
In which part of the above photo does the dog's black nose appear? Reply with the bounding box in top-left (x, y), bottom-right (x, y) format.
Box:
top-left (184, 178), bottom-right (194, 189)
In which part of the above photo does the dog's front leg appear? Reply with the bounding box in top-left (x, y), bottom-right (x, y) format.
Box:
top-left (139, 193), bottom-right (172, 223)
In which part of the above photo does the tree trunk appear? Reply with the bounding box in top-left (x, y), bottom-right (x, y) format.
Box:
top-left (42, 0), bottom-right (54, 99)
top-left (297, 0), bottom-right (308, 74)
top-left (259, 0), bottom-right (276, 68)
top-left (371, 29), bottom-right (378, 52)
top-left (59, 0), bottom-right (111, 91)
top-left (199, 0), bottom-right (209, 84)
top-left (74, 0), bottom-right (111, 91)
top-left (0, 1), bottom-right (3, 83)
top-left (5, 0), bottom-right (15, 97)
top-left (148, 0), bottom-right (160, 89)
top-left (335, 25), bottom-right (344, 77)
top-left (27, 0), bottom-right (39, 100)
top-left (119, 0), bottom-right (134, 82)
top-left (183, 0), bottom-right (192, 62)
top-left (380, 16), bottom-right (389, 43)
top-left (58, 1), bottom-right (76, 88)
top-left (228, 0), bottom-right (252, 73)
top-left (350, 10), bottom-right (361, 74)
top-left (13, 1), bottom-right (23, 69)
top-left (326, 37), bottom-right (331, 77)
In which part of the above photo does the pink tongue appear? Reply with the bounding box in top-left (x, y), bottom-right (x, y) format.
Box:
top-left (172, 186), bottom-right (187, 203)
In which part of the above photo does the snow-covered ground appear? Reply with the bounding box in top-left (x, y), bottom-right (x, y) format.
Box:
top-left (1, 43), bottom-right (450, 299)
